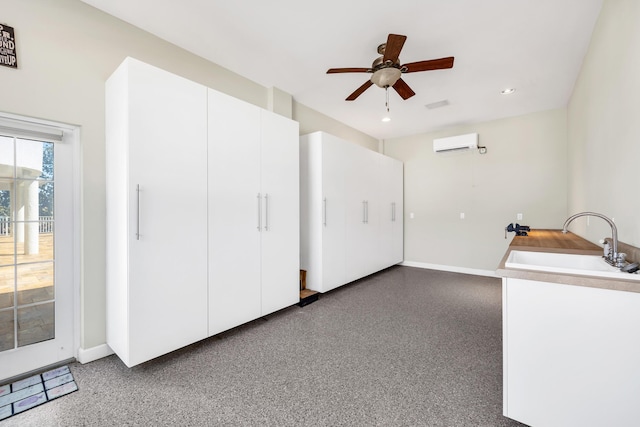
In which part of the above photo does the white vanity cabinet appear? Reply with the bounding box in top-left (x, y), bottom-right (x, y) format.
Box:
top-left (503, 277), bottom-right (640, 427)
top-left (300, 131), bottom-right (403, 293)
top-left (208, 89), bottom-right (299, 337)
top-left (106, 57), bottom-right (209, 367)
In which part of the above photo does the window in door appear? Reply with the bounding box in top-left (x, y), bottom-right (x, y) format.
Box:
top-left (0, 136), bottom-right (56, 351)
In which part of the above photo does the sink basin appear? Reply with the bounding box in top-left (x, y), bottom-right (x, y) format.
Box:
top-left (505, 250), bottom-right (640, 281)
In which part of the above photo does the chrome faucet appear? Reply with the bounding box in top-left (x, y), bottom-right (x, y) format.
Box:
top-left (562, 212), bottom-right (624, 268)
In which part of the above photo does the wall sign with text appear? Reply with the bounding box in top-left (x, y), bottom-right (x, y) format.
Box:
top-left (0, 23), bottom-right (17, 69)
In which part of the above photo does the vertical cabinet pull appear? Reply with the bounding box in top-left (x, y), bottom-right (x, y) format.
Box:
top-left (264, 193), bottom-right (270, 231)
top-left (257, 193), bottom-right (262, 231)
top-left (362, 201), bottom-right (366, 224)
top-left (366, 201), bottom-right (369, 224)
top-left (323, 197), bottom-right (327, 227)
top-left (362, 200), bottom-right (369, 224)
top-left (136, 184), bottom-right (141, 240)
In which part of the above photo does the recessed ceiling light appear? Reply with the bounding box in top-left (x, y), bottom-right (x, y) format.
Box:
top-left (382, 116), bottom-right (391, 122)
top-left (501, 88), bottom-right (516, 95)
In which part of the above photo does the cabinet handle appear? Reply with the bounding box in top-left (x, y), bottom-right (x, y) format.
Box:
top-left (264, 193), bottom-right (269, 231)
top-left (362, 201), bottom-right (366, 224)
top-left (323, 197), bottom-right (327, 227)
top-left (257, 193), bottom-right (262, 231)
top-left (136, 184), bottom-right (141, 240)
top-left (366, 201), bottom-right (369, 224)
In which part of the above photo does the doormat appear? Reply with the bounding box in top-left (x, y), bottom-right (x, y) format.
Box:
top-left (0, 365), bottom-right (78, 421)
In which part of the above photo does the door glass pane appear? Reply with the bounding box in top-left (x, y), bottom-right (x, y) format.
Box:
top-left (0, 266), bottom-right (14, 310)
top-left (0, 233), bottom-right (15, 267)
top-left (17, 302), bottom-right (54, 347)
top-left (17, 262), bottom-right (54, 305)
top-left (0, 136), bottom-right (14, 179)
top-left (0, 183), bottom-right (13, 268)
top-left (0, 136), bottom-right (56, 351)
top-left (0, 309), bottom-right (14, 352)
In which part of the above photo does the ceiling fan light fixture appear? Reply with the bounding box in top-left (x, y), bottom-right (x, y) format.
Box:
top-left (382, 116), bottom-right (391, 122)
top-left (501, 88), bottom-right (516, 95)
top-left (327, 34), bottom-right (454, 102)
top-left (371, 67), bottom-right (402, 88)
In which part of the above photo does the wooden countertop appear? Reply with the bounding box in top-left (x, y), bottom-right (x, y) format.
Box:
top-left (496, 229), bottom-right (640, 294)
top-left (509, 229), bottom-right (602, 251)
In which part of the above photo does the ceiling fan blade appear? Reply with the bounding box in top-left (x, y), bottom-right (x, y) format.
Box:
top-left (403, 57), bottom-right (455, 73)
top-left (327, 67), bottom-right (370, 74)
top-left (346, 80), bottom-right (373, 101)
top-left (392, 78), bottom-right (416, 100)
top-left (383, 34), bottom-right (407, 64)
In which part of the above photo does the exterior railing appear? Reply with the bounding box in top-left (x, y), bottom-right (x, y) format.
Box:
top-left (0, 216), bottom-right (54, 236)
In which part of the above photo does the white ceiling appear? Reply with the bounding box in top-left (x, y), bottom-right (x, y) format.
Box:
top-left (81, 0), bottom-right (603, 140)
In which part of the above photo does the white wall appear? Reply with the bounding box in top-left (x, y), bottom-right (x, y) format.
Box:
top-left (567, 0), bottom-right (640, 247)
top-left (384, 109), bottom-right (568, 273)
top-left (0, 0), bottom-right (375, 352)
top-left (294, 103), bottom-right (379, 151)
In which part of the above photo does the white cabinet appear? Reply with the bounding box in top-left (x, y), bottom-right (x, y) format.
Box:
top-left (503, 277), bottom-right (640, 427)
top-left (259, 109), bottom-right (300, 316)
top-left (378, 155), bottom-right (404, 269)
top-left (300, 134), bottom-right (347, 293)
top-left (106, 58), bottom-right (299, 367)
top-left (208, 89), bottom-right (299, 337)
top-left (300, 131), bottom-right (403, 293)
top-left (106, 57), bottom-right (209, 367)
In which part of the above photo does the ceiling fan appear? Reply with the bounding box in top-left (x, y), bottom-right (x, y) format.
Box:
top-left (327, 34), bottom-right (454, 102)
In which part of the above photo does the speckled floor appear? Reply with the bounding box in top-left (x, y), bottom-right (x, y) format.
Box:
top-left (4, 266), bottom-right (526, 426)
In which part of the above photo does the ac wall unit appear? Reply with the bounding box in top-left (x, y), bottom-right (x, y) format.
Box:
top-left (433, 133), bottom-right (478, 152)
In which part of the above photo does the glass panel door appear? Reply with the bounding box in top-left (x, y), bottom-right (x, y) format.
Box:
top-left (0, 122), bottom-right (74, 381)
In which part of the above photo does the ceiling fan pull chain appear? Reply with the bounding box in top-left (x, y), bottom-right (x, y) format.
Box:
top-left (386, 86), bottom-right (390, 112)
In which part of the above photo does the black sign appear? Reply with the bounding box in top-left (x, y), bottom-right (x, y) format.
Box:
top-left (0, 23), bottom-right (17, 69)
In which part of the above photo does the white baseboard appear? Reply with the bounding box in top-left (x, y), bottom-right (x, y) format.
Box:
top-left (400, 260), bottom-right (499, 278)
top-left (77, 343), bottom-right (114, 364)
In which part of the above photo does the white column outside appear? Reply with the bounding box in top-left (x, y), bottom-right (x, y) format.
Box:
top-left (15, 180), bottom-right (24, 244)
top-left (24, 180), bottom-right (39, 255)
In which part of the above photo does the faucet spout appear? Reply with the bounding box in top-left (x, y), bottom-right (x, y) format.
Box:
top-left (562, 212), bottom-right (621, 267)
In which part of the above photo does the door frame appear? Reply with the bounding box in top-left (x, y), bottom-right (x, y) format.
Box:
top-left (0, 111), bottom-right (81, 383)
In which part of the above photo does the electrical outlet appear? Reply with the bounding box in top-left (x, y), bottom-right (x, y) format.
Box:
top-left (517, 213), bottom-right (523, 220)
top-left (410, 212), bottom-right (414, 219)
top-left (460, 212), bottom-right (465, 220)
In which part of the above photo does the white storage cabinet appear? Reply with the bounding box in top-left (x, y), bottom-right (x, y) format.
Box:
top-left (106, 58), bottom-right (300, 367)
top-left (300, 131), bottom-right (403, 293)
top-left (106, 57), bottom-right (209, 367)
top-left (208, 89), bottom-right (299, 336)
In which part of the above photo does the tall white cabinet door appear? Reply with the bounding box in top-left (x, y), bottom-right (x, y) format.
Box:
top-left (378, 156), bottom-right (404, 267)
top-left (208, 89), bottom-right (262, 336)
top-left (344, 146), bottom-right (379, 282)
top-left (319, 135), bottom-right (347, 292)
top-left (390, 160), bottom-right (404, 264)
top-left (107, 58), bottom-right (209, 367)
top-left (362, 151), bottom-right (380, 272)
top-left (260, 110), bottom-right (299, 315)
